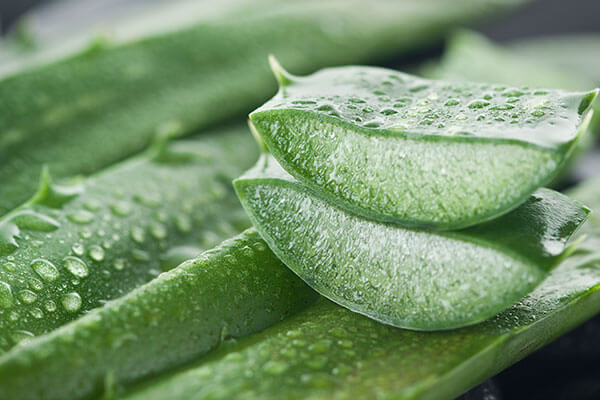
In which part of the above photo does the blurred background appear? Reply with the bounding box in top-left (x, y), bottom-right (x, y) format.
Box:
top-left (1, 1), bottom-right (599, 399)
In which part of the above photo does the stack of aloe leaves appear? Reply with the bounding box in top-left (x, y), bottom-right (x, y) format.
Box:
top-left (1, 0), bottom-right (600, 399)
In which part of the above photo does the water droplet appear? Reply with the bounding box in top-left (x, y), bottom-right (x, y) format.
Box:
top-left (45, 300), bottom-right (57, 312)
top-left (468, 100), bottom-right (490, 109)
top-left (444, 99), bottom-right (460, 106)
top-left (63, 256), bottom-right (89, 278)
top-left (113, 258), bottom-right (126, 271)
top-left (11, 330), bottom-right (34, 344)
top-left (29, 307), bottom-right (43, 319)
top-left (61, 292), bottom-right (82, 312)
top-left (503, 89), bottom-right (524, 97)
top-left (131, 249), bottom-right (150, 262)
top-left (133, 194), bottom-right (160, 208)
top-left (309, 339), bottom-right (331, 354)
top-left (83, 199), bottom-right (102, 211)
top-left (130, 227), bottom-right (145, 244)
top-left (30, 259), bottom-right (59, 282)
top-left (531, 110), bottom-right (545, 117)
top-left (2, 262), bottom-right (16, 272)
top-left (28, 278), bottom-right (44, 291)
top-left (79, 229), bottom-right (92, 239)
top-left (0, 281), bottom-right (14, 308)
top-left (18, 289), bottom-right (37, 304)
top-left (72, 242), bottom-right (85, 256)
top-left (67, 210), bottom-right (95, 225)
top-left (88, 245), bottom-right (105, 262)
top-left (149, 222), bottom-right (167, 240)
top-left (110, 201), bottom-right (132, 217)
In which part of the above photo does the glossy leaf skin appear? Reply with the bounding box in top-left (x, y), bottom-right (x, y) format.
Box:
top-left (0, 0), bottom-right (525, 215)
top-left (234, 155), bottom-right (589, 330)
top-left (427, 30), bottom-right (600, 136)
top-left (0, 126), bottom-right (257, 353)
top-left (0, 229), bottom-right (318, 400)
top-left (119, 175), bottom-right (600, 400)
top-left (250, 63), bottom-right (598, 229)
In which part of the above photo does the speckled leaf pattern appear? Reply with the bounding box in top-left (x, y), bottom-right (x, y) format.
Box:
top-left (119, 175), bottom-right (600, 400)
top-left (250, 61), bottom-right (598, 228)
top-left (0, 229), bottom-right (318, 400)
top-left (0, 126), bottom-right (257, 352)
top-left (234, 155), bottom-right (589, 330)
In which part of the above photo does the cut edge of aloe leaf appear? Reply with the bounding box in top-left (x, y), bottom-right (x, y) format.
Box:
top-left (249, 60), bottom-right (599, 230)
top-left (233, 155), bottom-right (589, 330)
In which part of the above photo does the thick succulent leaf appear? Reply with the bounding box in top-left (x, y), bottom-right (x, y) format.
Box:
top-left (508, 34), bottom-right (600, 87)
top-left (428, 31), bottom-right (600, 139)
top-left (250, 61), bottom-right (598, 229)
top-left (426, 30), bottom-right (593, 91)
top-left (0, 126), bottom-right (257, 353)
top-left (0, 0), bottom-right (526, 215)
top-left (0, 229), bottom-right (318, 400)
top-left (119, 174), bottom-right (600, 400)
top-left (234, 155), bottom-right (589, 330)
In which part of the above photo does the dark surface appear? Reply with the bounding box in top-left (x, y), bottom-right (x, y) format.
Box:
top-left (1, 0), bottom-right (599, 399)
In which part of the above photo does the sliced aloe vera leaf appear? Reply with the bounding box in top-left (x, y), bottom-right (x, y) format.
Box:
top-left (0, 126), bottom-right (257, 353)
top-left (250, 60), bottom-right (598, 229)
top-left (0, 229), bottom-right (318, 400)
top-left (118, 175), bottom-right (600, 400)
top-left (0, 0), bottom-right (525, 215)
top-left (234, 155), bottom-right (589, 330)
top-left (428, 31), bottom-right (600, 139)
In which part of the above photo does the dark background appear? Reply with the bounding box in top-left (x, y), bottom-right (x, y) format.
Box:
top-left (1, 1), bottom-right (599, 399)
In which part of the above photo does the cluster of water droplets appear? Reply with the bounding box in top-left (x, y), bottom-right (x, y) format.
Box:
top-left (0, 139), bottom-right (252, 352)
top-left (271, 67), bottom-right (582, 147)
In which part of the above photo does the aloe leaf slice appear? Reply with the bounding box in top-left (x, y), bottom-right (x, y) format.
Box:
top-left (0, 126), bottom-right (257, 353)
top-left (118, 174), bottom-right (600, 400)
top-left (250, 60), bottom-right (598, 229)
top-left (0, 0), bottom-right (525, 215)
top-left (234, 155), bottom-right (589, 330)
top-left (0, 229), bottom-right (318, 400)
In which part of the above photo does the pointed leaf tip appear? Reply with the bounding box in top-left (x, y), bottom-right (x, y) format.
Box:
top-left (268, 55), bottom-right (294, 87)
top-left (27, 165), bottom-right (83, 208)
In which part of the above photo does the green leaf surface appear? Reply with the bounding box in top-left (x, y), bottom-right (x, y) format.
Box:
top-left (250, 62), bottom-right (598, 229)
top-left (234, 155), bottom-right (589, 330)
top-left (0, 126), bottom-right (257, 353)
top-left (0, 0), bottom-right (524, 215)
top-left (0, 229), bottom-right (318, 400)
top-left (120, 174), bottom-right (600, 400)
top-left (425, 30), bottom-right (595, 91)
top-left (508, 34), bottom-right (600, 87)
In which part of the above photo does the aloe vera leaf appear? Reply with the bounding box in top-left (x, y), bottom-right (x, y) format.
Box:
top-left (426, 30), bottom-right (594, 91)
top-left (250, 60), bottom-right (598, 229)
top-left (0, 126), bottom-right (257, 353)
top-left (0, 229), bottom-right (318, 400)
top-left (118, 174), bottom-right (600, 400)
top-left (234, 154), bottom-right (589, 330)
top-left (430, 31), bottom-right (600, 139)
top-left (508, 35), bottom-right (600, 87)
top-left (0, 0), bottom-right (525, 215)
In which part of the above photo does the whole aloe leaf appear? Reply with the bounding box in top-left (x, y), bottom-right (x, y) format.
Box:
top-left (118, 174), bottom-right (600, 400)
top-left (0, 0), bottom-right (525, 215)
top-left (0, 126), bottom-right (256, 352)
top-left (0, 229), bottom-right (318, 400)
top-left (234, 154), bottom-right (589, 330)
top-left (508, 34), bottom-right (600, 87)
top-left (426, 30), bottom-right (594, 91)
top-left (250, 60), bottom-right (598, 229)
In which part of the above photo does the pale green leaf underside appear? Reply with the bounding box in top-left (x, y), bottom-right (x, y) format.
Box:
top-left (251, 64), bottom-right (598, 228)
top-left (120, 173), bottom-right (600, 400)
top-left (234, 155), bottom-right (588, 330)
